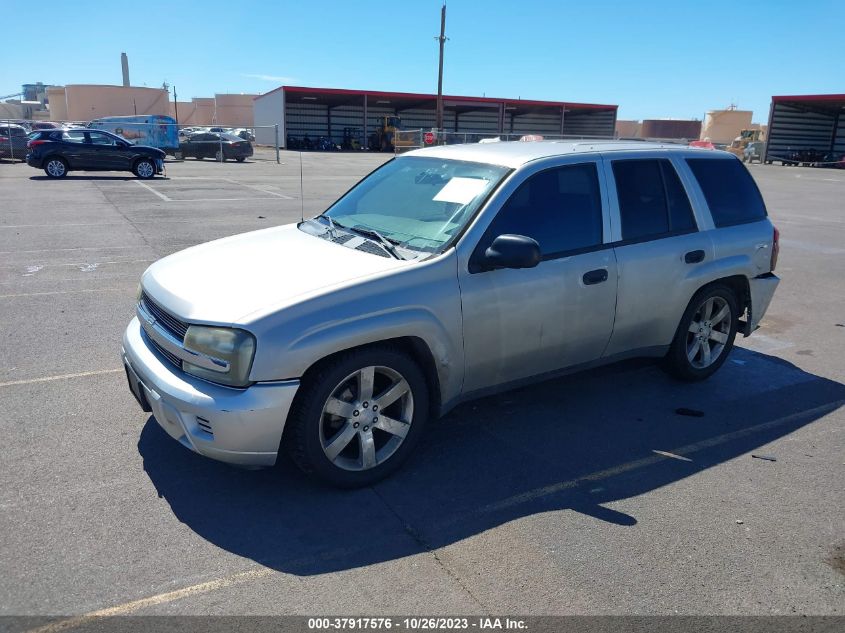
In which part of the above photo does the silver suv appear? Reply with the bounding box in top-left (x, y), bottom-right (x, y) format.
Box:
top-left (122, 141), bottom-right (780, 487)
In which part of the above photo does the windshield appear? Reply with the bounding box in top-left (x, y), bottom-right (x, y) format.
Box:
top-left (323, 156), bottom-right (509, 253)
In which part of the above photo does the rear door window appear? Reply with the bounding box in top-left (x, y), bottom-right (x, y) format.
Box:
top-left (612, 159), bottom-right (697, 241)
top-left (686, 158), bottom-right (767, 227)
top-left (62, 131), bottom-right (86, 144)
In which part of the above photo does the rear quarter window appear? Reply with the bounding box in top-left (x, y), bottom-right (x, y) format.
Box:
top-left (686, 158), bottom-right (767, 227)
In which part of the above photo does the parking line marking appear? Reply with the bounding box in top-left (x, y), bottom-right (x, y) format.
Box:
top-left (0, 287), bottom-right (126, 298)
top-left (477, 399), bottom-right (844, 516)
top-left (0, 369), bottom-right (123, 388)
top-left (134, 180), bottom-right (171, 202)
top-left (1, 259), bottom-right (154, 270)
top-left (17, 400), bottom-right (845, 628)
top-left (0, 246), bottom-right (159, 255)
top-left (223, 178), bottom-right (295, 199)
top-left (165, 197), bottom-right (284, 202)
top-left (24, 568), bottom-right (275, 633)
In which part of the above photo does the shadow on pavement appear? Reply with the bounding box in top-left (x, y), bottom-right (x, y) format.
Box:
top-left (139, 347), bottom-right (845, 576)
top-left (28, 175), bottom-right (138, 181)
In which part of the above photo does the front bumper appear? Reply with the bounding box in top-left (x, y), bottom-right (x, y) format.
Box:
top-left (122, 317), bottom-right (299, 467)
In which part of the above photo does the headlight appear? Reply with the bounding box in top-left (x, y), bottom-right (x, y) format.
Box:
top-left (182, 326), bottom-right (256, 387)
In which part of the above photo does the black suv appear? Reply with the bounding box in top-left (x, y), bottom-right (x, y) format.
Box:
top-left (26, 129), bottom-right (165, 179)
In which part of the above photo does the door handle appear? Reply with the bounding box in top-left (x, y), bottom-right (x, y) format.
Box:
top-left (684, 250), bottom-right (705, 264)
top-left (582, 268), bottom-right (608, 285)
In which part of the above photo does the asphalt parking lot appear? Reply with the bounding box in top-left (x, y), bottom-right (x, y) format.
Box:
top-left (0, 150), bottom-right (843, 619)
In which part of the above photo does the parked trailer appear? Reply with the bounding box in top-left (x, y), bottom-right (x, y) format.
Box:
top-left (88, 115), bottom-right (179, 155)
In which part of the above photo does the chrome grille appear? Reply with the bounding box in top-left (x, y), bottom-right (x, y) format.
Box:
top-left (142, 329), bottom-right (182, 369)
top-left (140, 291), bottom-right (188, 340)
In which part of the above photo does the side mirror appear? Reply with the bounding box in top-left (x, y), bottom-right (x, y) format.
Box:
top-left (483, 234), bottom-right (541, 270)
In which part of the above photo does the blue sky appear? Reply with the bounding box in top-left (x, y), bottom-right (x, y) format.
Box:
top-left (2, 0), bottom-right (842, 122)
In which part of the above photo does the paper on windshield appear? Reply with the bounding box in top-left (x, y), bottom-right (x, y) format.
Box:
top-left (433, 177), bottom-right (489, 204)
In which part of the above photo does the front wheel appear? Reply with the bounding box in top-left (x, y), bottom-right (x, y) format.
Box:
top-left (133, 158), bottom-right (156, 179)
top-left (285, 346), bottom-right (429, 487)
top-left (663, 284), bottom-right (739, 381)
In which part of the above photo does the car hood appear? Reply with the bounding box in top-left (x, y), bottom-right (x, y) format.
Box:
top-left (141, 223), bottom-right (408, 324)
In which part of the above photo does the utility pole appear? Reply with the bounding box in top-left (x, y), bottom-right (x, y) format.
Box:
top-left (435, 2), bottom-right (447, 132)
top-left (173, 85), bottom-right (179, 124)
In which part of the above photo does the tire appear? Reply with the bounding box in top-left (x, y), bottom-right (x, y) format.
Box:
top-left (285, 346), bottom-right (429, 487)
top-left (663, 284), bottom-right (739, 382)
top-left (235, 156), bottom-right (246, 162)
top-left (44, 157), bottom-right (68, 178)
top-left (133, 158), bottom-right (156, 179)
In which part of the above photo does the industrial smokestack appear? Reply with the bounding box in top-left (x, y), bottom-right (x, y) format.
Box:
top-left (121, 52), bottom-right (130, 87)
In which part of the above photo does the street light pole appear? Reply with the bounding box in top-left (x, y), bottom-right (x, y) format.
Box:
top-left (435, 2), bottom-right (447, 132)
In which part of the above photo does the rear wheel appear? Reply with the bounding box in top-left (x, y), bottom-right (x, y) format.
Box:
top-left (663, 284), bottom-right (739, 381)
top-left (133, 158), bottom-right (156, 179)
top-left (235, 156), bottom-right (246, 162)
top-left (285, 346), bottom-right (429, 487)
top-left (44, 157), bottom-right (68, 178)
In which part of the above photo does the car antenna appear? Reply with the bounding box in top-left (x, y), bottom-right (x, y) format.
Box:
top-left (299, 150), bottom-right (305, 223)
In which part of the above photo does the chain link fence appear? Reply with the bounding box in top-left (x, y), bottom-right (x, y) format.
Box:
top-left (0, 119), bottom-right (283, 163)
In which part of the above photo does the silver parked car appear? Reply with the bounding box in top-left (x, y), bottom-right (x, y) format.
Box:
top-left (122, 141), bottom-right (780, 487)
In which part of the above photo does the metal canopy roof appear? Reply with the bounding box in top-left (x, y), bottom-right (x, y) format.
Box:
top-left (259, 85), bottom-right (617, 114)
top-left (772, 94), bottom-right (845, 114)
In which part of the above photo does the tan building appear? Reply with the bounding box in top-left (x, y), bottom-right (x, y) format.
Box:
top-left (45, 85), bottom-right (256, 126)
top-left (214, 94), bottom-right (256, 127)
top-left (46, 87), bottom-right (68, 120)
top-left (701, 109), bottom-right (754, 144)
top-left (48, 85), bottom-right (170, 121)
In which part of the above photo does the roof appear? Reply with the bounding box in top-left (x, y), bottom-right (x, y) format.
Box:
top-left (256, 85), bottom-right (617, 111)
top-left (403, 140), bottom-right (702, 168)
top-left (772, 94), bottom-right (845, 103)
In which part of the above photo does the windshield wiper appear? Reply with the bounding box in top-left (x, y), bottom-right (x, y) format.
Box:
top-left (346, 225), bottom-right (404, 260)
top-left (315, 213), bottom-right (339, 236)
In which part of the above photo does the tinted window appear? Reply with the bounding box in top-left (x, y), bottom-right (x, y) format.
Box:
top-left (686, 158), bottom-right (767, 227)
top-left (62, 131), bottom-right (86, 144)
top-left (613, 159), bottom-right (696, 240)
top-left (485, 163), bottom-right (603, 257)
top-left (662, 161), bottom-right (696, 232)
top-left (89, 132), bottom-right (116, 145)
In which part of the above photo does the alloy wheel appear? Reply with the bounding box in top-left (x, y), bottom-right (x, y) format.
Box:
top-left (319, 365), bottom-right (414, 472)
top-left (46, 160), bottom-right (65, 177)
top-left (686, 296), bottom-right (732, 369)
top-left (136, 161), bottom-right (154, 178)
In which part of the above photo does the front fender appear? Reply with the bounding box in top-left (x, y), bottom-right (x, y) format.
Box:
top-left (247, 254), bottom-right (464, 407)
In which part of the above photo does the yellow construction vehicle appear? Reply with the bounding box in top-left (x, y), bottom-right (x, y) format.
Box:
top-left (727, 129), bottom-right (764, 159)
top-left (369, 115), bottom-right (402, 152)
